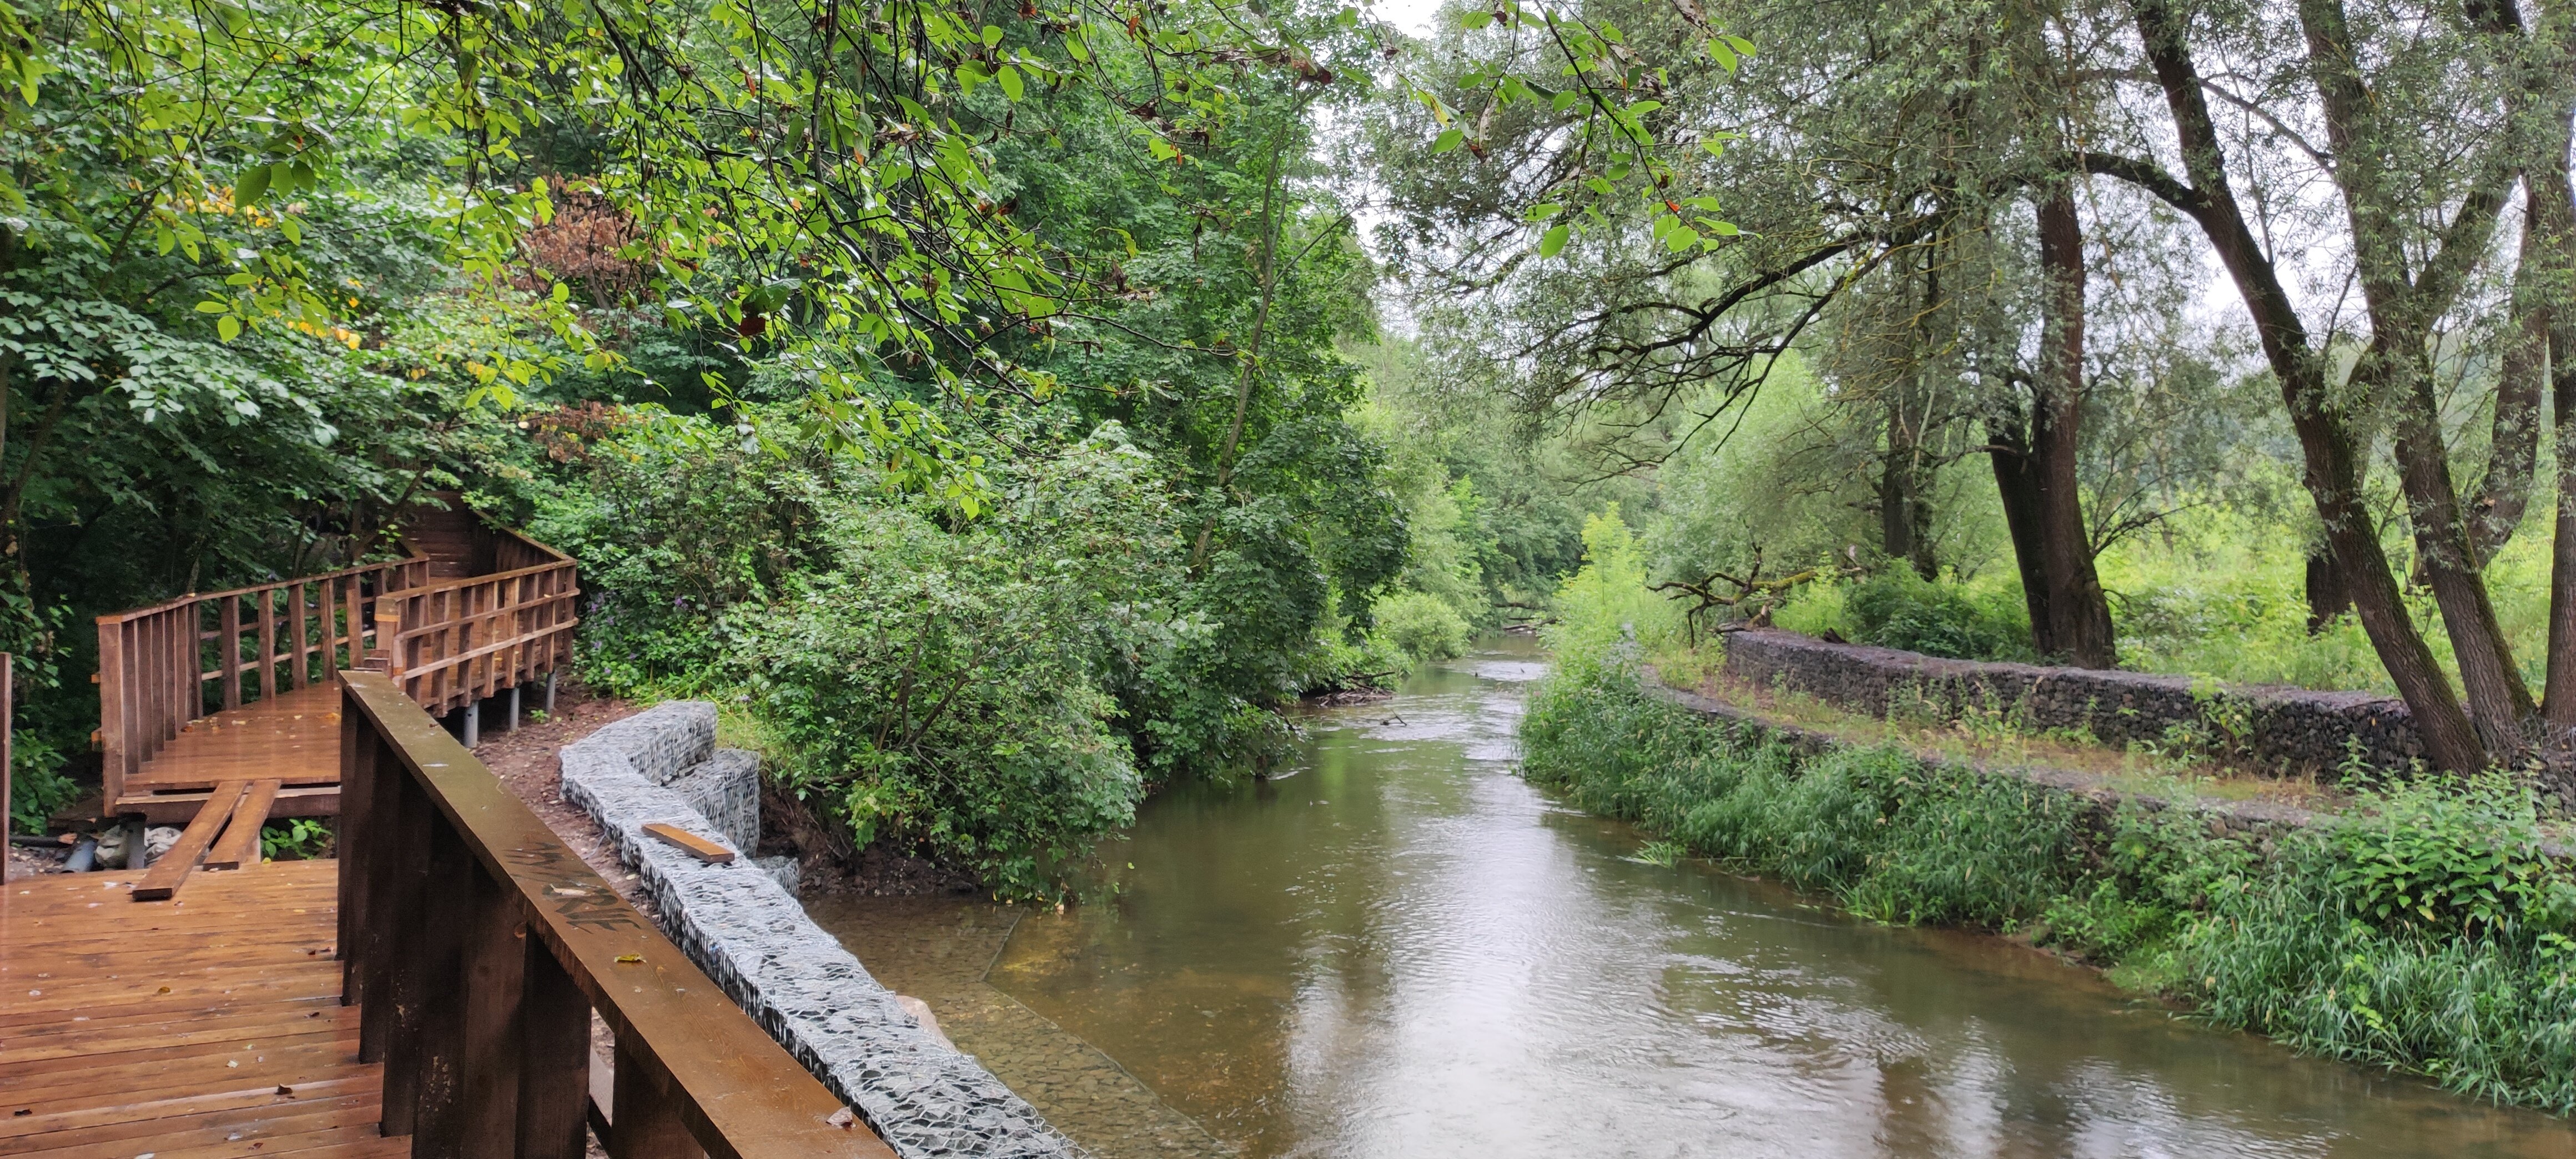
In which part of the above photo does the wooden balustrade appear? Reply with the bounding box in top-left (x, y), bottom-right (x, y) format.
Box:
top-left (375, 532), bottom-right (581, 716)
top-left (95, 555), bottom-right (430, 802)
top-left (336, 670), bottom-right (890, 1159)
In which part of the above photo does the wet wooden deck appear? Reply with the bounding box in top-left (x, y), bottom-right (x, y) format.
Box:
top-left (115, 684), bottom-right (343, 824)
top-left (0, 859), bottom-right (398, 1157)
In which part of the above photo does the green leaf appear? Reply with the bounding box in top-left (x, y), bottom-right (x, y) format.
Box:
top-left (1525, 203), bottom-right (1563, 220)
top-left (1707, 38), bottom-right (1738, 72)
top-left (1538, 224), bottom-right (1570, 258)
top-left (235, 164), bottom-right (273, 208)
top-left (1432, 128), bottom-right (1466, 154)
top-left (217, 315), bottom-right (242, 341)
top-left (1460, 10), bottom-right (1494, 28)
top-left (997, 64), bottom-right (1024, 101)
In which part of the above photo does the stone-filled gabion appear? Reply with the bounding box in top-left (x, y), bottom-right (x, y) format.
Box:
top-left (560, 702), bottom-right (1086, 1159)
top-left (1722, 628), bottom-right (2425, 779)
top-left (665, 748), bottom-right (762, 852)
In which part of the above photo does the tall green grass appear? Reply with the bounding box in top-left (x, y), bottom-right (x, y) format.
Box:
top-left (1520, 652), bottom-right (2576, 1112)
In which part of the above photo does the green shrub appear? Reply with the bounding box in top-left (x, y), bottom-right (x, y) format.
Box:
top-left (8, 733), bottom-right (76, 835)
top-left (1375, 589), bottom-right (1473, 666)
top-left (1843, 568), bottom-right (2033, 661)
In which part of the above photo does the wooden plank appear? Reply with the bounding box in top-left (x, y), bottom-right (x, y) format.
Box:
top-left (642, 823), bottom-right (734, 865)
top-left (204, 778), bottom-right (283, 870)
top-left (132, 781), bottom-right (250, 901)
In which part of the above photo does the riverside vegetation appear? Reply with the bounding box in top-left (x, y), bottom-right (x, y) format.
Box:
top-left (1521, 514), bottom-right (2576, 1113)
top-left (16, 0), bottom-right (2576, 970)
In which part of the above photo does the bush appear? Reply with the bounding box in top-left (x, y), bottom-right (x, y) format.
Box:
top-left (1375, 589), bottom-right (1473, 666)
top-left (1842, 568), bottom-right (2032, 661)
top-left (8, 733), bottom-right (75, 835)
top-left (734, 500), bottom-right (1151, 900)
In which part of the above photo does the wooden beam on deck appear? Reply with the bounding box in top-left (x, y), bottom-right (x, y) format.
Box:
top-left (132, 780), bottom-right (249, 901)
top-left (204, 778), bottom-right (283, 870)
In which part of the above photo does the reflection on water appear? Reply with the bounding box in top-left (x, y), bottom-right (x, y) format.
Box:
top-left (821, 637), bottom-right (2576, 1158)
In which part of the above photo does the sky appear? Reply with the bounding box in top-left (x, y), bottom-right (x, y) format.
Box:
top-left (1362, 0), bottom-right (1446, 38)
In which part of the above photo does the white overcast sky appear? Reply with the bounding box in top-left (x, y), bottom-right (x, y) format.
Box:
top-left (1362, 0), bottom-right (1446, 38)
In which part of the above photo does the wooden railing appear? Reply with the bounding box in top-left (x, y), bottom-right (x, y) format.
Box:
top-left (338, 670), bottom-right (890, 1159)
top-left (96, 555), bottom-right (431, 798)
top-left (376, 532), bottom-right (581, 716)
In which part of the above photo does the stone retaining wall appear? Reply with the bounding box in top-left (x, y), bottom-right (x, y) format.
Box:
top-left (1720, 628), bottom-right (2425, 779)
top-left (559, 703), bottom-right (1083, 1159)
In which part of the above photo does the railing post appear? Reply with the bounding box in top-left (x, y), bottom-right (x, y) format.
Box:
top-left (612, 1029), bottom-right (705, 1159)
top-left (338, 678), bottom-right (378, 1010)
top-left (398, 816), bottom-right (475, 1154)
top-left (518, 936), bottom-right (593, 1159)
top-left (363, 741), bottom-right (434, 1086)
top-left (457, 868), bottom-right (529, 1155)
top-left (220, 593), bottom-right (242, 710)
top-left (376, 597), bottom-right (407, 694)
top-left (98, 618), bottom-right (128, 806)
top-left (291, 582), bottom-right (313, 689)
top-left (256, 587), bottom-right (278, 701)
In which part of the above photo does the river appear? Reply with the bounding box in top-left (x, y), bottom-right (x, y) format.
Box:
top-left (806, 636), bottom-right (2576, 1158)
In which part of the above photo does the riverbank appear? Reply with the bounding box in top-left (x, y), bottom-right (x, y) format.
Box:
top-left (1521, 649), bottom-right (2576, 1115)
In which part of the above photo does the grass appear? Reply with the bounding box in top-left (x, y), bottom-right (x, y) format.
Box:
top-left (1521, 648), bottom-right (2576, 1114)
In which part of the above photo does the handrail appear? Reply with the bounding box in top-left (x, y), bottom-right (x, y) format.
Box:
top-left (95, 555), bottom-right (433, 799)
top-left (337, 671), bottom-right (892, 1159)
top-left (374, 539), bottom-right (581, 716)
top-left (95, 555), bottom-right (429, 624)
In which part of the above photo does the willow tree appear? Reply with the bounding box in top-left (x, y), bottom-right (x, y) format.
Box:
top-left (1370, 0), bottom-right (2130, 666)
top-left (2082, 0), bottom-right (2576, 769)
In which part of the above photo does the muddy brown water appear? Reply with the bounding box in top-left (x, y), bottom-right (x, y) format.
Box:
top-left (807, 637), bottom-right (2576, 1158)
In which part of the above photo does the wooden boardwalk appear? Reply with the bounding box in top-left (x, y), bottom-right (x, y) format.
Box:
top-left (0, 514), bottom-right (880, 1158)
top-left (0, 859), bottom-right (399, 1157)
top-left (118, 684), bottom-right (344, 825)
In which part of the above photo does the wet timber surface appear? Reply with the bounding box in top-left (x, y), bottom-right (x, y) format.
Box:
top-left (811, 636), bottom-right (2576, 1158)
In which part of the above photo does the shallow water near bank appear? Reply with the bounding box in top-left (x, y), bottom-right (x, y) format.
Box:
top-left (811, 637), bottom-right (2576, 1158)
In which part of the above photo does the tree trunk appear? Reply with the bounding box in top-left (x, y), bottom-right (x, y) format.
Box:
top-left (2469, 205), bottom-right (2550, 561)
top-left (2121, 0), bottom-right (2488, 772)
top-left (1990, 407), bottom-right (2055, 643)
top-left (1882, 375), bottom-right (1940, 580)
top-left (2299, 0), bottom-right (2533, 747)
top-left (2305, 545), bottom-right (2353, 633)
top-left (2532, 118), bottom-right (2576, 730)
top-left (2029, 184), bottom-right (2118, 668)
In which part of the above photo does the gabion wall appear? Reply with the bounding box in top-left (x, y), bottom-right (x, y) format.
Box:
top-left (559, 703), bottom-right (1086, 1159)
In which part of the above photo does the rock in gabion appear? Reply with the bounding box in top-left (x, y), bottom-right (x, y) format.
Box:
top-left (667, 749), bottom-right (762, 852)
top-left (559, 702), bottom-right (1085, 1159)
top-left (755, 854), bottom-right (801, 895)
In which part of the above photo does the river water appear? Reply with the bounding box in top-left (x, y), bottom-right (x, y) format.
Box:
top-left (807, 637), bottom-right (2576, 1158)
